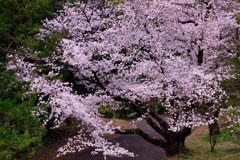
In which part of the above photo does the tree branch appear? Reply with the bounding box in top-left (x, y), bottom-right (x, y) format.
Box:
top-left (115, 127), bottom-right (167, 149)
top-left (0, 46), bottom-right (41, 61)
top-left (178, 20), bottom-right (198, 26)
top-left (92, 70), bottom-right (106, 90)
top-left (113, 96), bottom-right (169, 140)
top-left (135, 128), bottom-right (167, 148)
top-left (6, 41), bottom-right (14, 51)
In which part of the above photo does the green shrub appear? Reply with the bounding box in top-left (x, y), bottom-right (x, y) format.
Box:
top-left (0, 71), bottom-right (47, 159)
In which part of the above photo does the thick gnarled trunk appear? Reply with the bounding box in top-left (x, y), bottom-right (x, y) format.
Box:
top-left (114, 97), bottom-right (193, 156)
top-left (132, 126), bottom-right (192, 156)
top-left (165, 128), bottom-right (191, 156)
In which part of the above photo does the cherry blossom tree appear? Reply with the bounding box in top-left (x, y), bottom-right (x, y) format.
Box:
top-left (5, 0), bottom-right (240, 158)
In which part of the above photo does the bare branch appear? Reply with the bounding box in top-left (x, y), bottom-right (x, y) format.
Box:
top-left (0, 46), bottom-right (41, 61)
top-left (115, 127), bottom-right (167, 149)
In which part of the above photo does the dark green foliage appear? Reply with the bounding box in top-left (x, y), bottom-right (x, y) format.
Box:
top-left (0, 0), bottom-right (52, 49)
top-left (0, 1), bottom-right (73, 158)
top-left (0, 71), bottom-right (47, 159)
top-left (0, 0), bottom-right (71, 58)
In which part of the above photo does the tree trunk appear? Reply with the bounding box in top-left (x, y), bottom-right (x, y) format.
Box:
top-left (209, 121), bottom-right (220, 136)
top-left (124, 126), bottom-right (192, 156)
top-left (165, 127), bottom-right (191, 156)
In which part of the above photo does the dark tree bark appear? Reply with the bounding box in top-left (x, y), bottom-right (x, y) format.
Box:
top-left (66, 117), bottom-right (75, 125)
top-left (165, 127), bottom-right (191, 156)
top-left (208, 120), bottom-right (219, 152)
top-left (197, 46), bottom-right (203, 65)
top-left (208, 121), bottom-right (220, 136)
top-left (119, 126), bottom-right (192, 156)
top-left (132, 103), bottom-right (191, 155)
top-left (209, 111), bottom-right (221, 136)
top-left (198, 107), bottom-right (221, 136)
